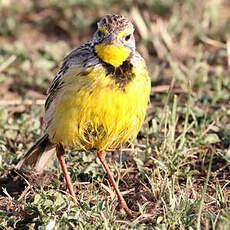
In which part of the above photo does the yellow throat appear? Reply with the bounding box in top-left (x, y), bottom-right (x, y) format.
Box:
top-left (95, 43), bottom-right (130, 67)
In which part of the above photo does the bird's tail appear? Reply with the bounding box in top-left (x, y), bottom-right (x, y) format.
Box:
top-left (15, 134), bottom-right (56, 173)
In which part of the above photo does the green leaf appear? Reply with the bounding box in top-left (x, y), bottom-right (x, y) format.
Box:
top-left (203, 133), bottom-right (220, 144)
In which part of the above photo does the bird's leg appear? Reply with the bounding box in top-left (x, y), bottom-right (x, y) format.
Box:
top-left (97, 150), bottom-right (132, 216)
top-left (56, 144), bottom-right (78, 206)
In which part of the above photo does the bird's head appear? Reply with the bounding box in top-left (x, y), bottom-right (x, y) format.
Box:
top-left (93, 14), bottom-right (135, 68)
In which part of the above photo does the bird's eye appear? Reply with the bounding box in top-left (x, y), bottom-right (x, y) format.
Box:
top-left (98, 30), bottom-right (104, 38)
top-left (124, 34), bottom-right (131, 41)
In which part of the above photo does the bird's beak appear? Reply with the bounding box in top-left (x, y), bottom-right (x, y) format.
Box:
top-left (104, 33), bottom-right (119, 45)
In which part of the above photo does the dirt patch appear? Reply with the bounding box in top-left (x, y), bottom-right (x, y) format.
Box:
top-left (0, 169), bottom-right (57, 198)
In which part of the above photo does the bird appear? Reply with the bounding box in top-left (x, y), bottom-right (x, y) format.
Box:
top-left (16, 14), bottom-right (151, 216)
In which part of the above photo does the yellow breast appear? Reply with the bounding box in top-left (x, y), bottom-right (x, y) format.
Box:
top-left (44, 61), bottom-right (150, 151)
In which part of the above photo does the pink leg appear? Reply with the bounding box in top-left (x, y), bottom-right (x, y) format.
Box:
top-left (56, 144), bottom-right (78, 206)
top-left (97, 150), bottom-right (132, 216)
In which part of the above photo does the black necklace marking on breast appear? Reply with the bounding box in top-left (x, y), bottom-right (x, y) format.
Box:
top-left (103, 60), bottom-right (135, 88)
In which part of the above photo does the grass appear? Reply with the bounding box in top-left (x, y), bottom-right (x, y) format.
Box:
top-left (0, 0), bottom-right (230, 229)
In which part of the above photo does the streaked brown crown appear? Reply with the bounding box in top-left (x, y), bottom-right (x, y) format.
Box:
top-left (97, 14), bottom-right (134, 34)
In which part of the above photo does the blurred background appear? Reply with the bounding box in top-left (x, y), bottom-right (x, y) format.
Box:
top-left (0, 0), bottom-right (230, 229)
top-left (0, 0), bottom-right (230, 104)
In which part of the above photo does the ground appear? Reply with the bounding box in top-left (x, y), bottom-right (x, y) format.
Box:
top-left (0, 0), bottom-right (230, 229)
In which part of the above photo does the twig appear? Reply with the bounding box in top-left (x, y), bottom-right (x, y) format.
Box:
top-left (0, 55), bottom-right (16, 73)
top-left (0, 99), bottom-right (45, 105)
top-left (227, 39), bottom-right (230, 70)
top-left (151, 85), bottom-right (170, 93)
top-left (18, 186), bottom-right (31, 201)
top-left (14, 170), bottom-right (36, 197)
top-left (130, 7), bottom-right (148, 39)
top-left (201, 121), bottom-right (216, 137)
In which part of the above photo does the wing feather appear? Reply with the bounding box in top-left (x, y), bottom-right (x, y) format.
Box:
top-left (45, 43), bottom-right (99, 111)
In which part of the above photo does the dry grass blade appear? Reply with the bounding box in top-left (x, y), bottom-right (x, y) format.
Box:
top-left (0, 0), bottom-right (230, 229)
top-left (197, 151), bottom-right (214, 230)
